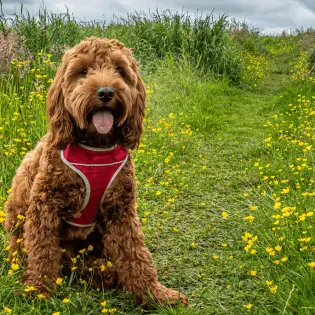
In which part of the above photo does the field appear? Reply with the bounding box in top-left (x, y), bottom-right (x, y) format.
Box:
top-left (1, 6), bottom-right (315, 315)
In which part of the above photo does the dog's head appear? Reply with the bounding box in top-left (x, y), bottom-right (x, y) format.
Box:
top-left (47, 37), bottom-right (145, 149)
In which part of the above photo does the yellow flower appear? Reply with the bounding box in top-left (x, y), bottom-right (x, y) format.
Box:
top-left (87, 245), bottom-right (93, 251)
top-left (11, 263), bottom-right (19, 271)
top-left (250, 249), bottom-right (257, 255)
top-left (308, 262), bottom-right (315, 268)
top-left (71, 266), bottom-right (77, 271)
top-left (37, 294), bottom-right (46, 299)
top-left (244, 304), bottom-right (253, 309)
top-left (221, 211), bottom-right (228, 219)
top-left (78, 249), bottom-right (86, 254)
top-left (3, 307), bottom-right (12, 314)
top-left (281, 257), bottom-right (288, 262)
top-left (266, 280), bottom-right (273, 286)
top-left (270, 285), bottom-right (278, 294)
top-left (107, 261), bottom-right (112, 267)
top-left (250, 270), bottom-right (257, 276)
top-left (243, 215), bottom-right (255, 223)
top-left (56, 277), bottom-right (63, 285)
top-left (275, 245), bottom-right (282, 251)
top-left (273, 202), bottom-right (281, 209)
top-left (24, 286), bottom-right (36, 292)
top-left (101, 301), bottom-right (107, 307)
top-left (52, 312), bottom-right (60, 315)
top-left (63, 298), bottom-right (70, 303)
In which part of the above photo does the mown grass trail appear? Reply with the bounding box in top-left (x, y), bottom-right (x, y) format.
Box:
top-left (135, 58), bottom-right (293, 314)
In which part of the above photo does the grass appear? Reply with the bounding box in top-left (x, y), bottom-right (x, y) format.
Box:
top-left (1, 5), bottom-right (315, 315)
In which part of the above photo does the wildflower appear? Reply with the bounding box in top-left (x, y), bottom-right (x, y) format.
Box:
top-left (37, 294), bottom-right (46, 299)
top-left (244, 304), bottom-right (253, 309)
top-left (17, 214), bottom-right (25, 220)
top-left (308, 262), bottom-right (315, 268)
top-left (250, 270), bottom-right (257, 276)
top-left (3, 307), bottom-right (12, 314)
top-left (265, 247), bottom-right (275, 256)
top-left (56, 277), bottom-right (63, 285)
top-left (24, 286), bottom-right (36, 292)
top-left (273, 202), bottom-right (281, 209)
top-left (281, 257), bottom-right (288, 262)
top-left (78, 249), bottom-right (86, 254)
top-left (221, 211), bottom-right (228, 219)
top-left (52, 312), bottom-right (60, 315)
top-left (243, 215), bottom-right (255, 223)
top-left (88, 245), bottom-right (93, 252)
top-left (250, 249), bottom-right (257, 255)
top-left (266, 280), bottom-right (273, 286)
top-left (11, 263), bottom-right (19, 270)
top-left (101, 301), bottom-right (107, 307)
top-left (270, 285), bottom-right (278, 294)
top-left (63, 298), bottom-right (70, 303)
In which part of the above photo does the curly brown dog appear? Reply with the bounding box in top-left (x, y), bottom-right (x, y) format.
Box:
top-left (4, 37), bottom-right (188, 306)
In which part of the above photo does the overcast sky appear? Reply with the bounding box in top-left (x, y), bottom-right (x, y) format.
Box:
top-left (2, 0), bottom-right (315, 34)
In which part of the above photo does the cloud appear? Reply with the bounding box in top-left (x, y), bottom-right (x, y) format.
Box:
top-left (2, 0), bottom-right (315, 32)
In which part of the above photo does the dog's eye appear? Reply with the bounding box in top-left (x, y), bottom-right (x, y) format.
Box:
top-left (116, 66), bottom-right (125, 76)
top-left (81, 69), bottom-right (88, 75)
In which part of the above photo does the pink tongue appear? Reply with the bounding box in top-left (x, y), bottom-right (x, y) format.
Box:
top-left (92, 110), bottom-right (114, 134)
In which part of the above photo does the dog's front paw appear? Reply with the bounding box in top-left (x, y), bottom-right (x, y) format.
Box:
top-left (23, 279), bottom-right (51, 298)
top-left (147, 284), bottom-right (188, 306)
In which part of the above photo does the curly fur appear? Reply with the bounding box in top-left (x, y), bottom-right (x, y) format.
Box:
top-left (4, 37), bottom-right (187, 306)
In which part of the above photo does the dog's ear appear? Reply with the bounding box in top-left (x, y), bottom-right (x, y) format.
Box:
top-left (121, 60), bottom-right (146, 149)
top-left (47, 51), bottom-right (73, 149)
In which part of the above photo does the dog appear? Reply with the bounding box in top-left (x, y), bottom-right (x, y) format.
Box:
top-left (4, 37), bottom-right (188, 306)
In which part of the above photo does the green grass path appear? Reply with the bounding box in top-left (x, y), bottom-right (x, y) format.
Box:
top-left (138, 63), bottom-right (292, 314)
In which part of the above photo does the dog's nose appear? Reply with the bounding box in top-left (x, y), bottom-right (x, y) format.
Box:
top-left (97, 87), bottom-right (115, 103)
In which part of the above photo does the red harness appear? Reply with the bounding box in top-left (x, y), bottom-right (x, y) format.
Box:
top-left (61, 144), bottom-right (128, 227)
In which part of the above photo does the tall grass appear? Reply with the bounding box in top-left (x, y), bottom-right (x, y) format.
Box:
top-left (1, 5), bottom-right (242, 82)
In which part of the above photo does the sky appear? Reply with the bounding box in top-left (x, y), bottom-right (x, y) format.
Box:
top-left (2, 0), bottom-right (315, 34)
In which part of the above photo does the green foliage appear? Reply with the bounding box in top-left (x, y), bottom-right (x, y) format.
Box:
top-left (0, 6), bottom-right (242, 83)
